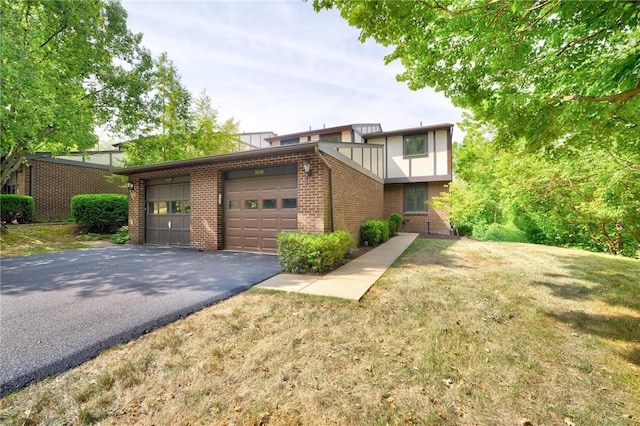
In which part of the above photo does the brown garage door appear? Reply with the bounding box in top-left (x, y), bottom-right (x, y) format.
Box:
top-left (225, 167), bottom-right (297, 253)
top-left (145, 178), bottom-right (190, 246)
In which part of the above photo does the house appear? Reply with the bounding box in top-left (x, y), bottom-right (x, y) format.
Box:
top-left (1, 151), bottom-right (127, 221)
top-left (113, 122), bottom-right (453, 253)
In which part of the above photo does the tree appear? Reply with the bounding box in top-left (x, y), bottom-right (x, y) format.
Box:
top-left (123, 53), bottom-right (193, 165)
top-left (122, 63), bottom-right (240, 165)
top-left (313, 1), bottom-right (640, 164)
top-left (1, 0), bottom-right (154, 186)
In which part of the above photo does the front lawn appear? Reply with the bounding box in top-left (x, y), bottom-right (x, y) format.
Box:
top-left (1, 238), bottom-right (638, 425)
top-left (0, 223), bottom-right (109, 257)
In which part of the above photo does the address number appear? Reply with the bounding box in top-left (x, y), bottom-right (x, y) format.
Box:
top-left (254, 169), bottom-right (265, 175)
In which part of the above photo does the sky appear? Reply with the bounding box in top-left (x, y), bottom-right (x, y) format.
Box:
top-left (119, 0), bottom-right (463, 141)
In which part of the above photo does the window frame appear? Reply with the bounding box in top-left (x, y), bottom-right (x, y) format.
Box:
top-left (403, 134), bottom-right (428, 158)
top-left (404, 183), bottom-right (428, 213)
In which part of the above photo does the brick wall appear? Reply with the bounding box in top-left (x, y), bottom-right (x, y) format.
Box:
top-left (28, 160), bottom-right (126, 221)
top-left (383, 181), bottom-right (450, 235)
top-left (328, 155), bottom-right (384, 244)
top-left (126, 151), bottom-right (330, 250)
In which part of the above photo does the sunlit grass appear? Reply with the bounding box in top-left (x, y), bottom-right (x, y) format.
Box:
top-left (0, 238), bottom-right (638, 425)
top-left (0, 223), bottom-right (107, 257)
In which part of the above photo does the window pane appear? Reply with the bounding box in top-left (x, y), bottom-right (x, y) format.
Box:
top-left (147, 202), bottom-right (156, 214)
top-left (183, 201), bottom-right (191, 214)
top-left (245, 200), bottom-right (258, 210)
top-left (281, 138), bottom-right (298, 145)
top-left (263, 199), bottom-right (277, 209)
top-left (170, 201), bottom-right (182, 213)
top-left (157, 201), bottom-right (169, 214)
top-left (319, 133), bottom-right (341, 142)
top-left (405, 185), bottom-right (427, 212)
top-left (404, 135), bottom-right (426, 156)
top-left (228, 200), bottom-right (240, 210)
top-left (282, 198), bottom-right (297, 209)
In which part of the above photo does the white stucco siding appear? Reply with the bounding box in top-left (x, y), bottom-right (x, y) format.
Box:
top-left (411, 155), bottom-right (434, 177)
top-left (435, 130), bottom-right (449, 176)
top-left (385, 136), bottom-right (410, 178)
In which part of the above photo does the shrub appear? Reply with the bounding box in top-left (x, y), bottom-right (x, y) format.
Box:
top-left (277, 230), bottom-right (356, 273)
top-left (71, 194), bottom-right (128, 233)
top-left (389, 213), bottom-right (403, 234)
top-left (0, 195), bottom-right (34, 224)
top-left (111, 225), bottom-right (131, 244)
top-left (482, 223), bottom-right (528, 243)
top-left (360, 219), bottom-right (390, 246)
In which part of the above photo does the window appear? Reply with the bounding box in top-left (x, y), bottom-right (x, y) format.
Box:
top-left (319, 132), bottom-right (341, 142)
top-left (262, 199), bottom-right (277, 209)
top-left (147, 201), bottom-right (169, 215)
top-left (245, 200), bottom-right (258, 210)
top-left (280, 138), bottom-right (299, 146)
top-left (282, 198), bottom-right (297, 209)
top-left (404, 134), bottom-right (427, 157)
top-left (228, 200), bottom-right (240, 210)
top-left (404, 184), bottom-right (427, 212)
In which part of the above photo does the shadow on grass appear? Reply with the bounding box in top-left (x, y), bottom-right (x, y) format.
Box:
top-left (533, 251), bottom-right (640, 365)
top-left (398, 236), bottom-right (465, 268)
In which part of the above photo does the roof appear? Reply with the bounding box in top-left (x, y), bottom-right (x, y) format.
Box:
top-left (264, 123), bottom-right (381, 142)
top-left (112, 143), bottom-right (318, 176)
top-left (363, 123), bottom-right (454, 139)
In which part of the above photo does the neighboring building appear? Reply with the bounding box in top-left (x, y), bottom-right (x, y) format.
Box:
top-left (114, 122), bottom-right (453, 253)
top-left (1, 151), bottom-right (127, 221)
top-left (236, 131), bottom-right (277, 150)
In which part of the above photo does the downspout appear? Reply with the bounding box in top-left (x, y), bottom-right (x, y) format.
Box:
top-left (315, 145), bottom-right (334, 232)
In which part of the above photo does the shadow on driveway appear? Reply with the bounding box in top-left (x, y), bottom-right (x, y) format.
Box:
top-left (0, 246), bottom-right (282, 396)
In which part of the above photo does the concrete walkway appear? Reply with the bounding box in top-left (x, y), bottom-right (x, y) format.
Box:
top-left (256, 233), bottom-right (419, 300)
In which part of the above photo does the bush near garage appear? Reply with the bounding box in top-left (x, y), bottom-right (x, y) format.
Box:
top-left (0, 194), bottom-right (34, 224)
top-left (360, 219), bottom-right (390, 247)
top-left (388, 213), bottom-right (403, 237)
top-left (277, 230), bottom-right (356, 273)
top-left (71, 194), bottom-right (128, 233)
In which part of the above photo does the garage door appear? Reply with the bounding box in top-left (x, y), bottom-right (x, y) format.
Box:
top-left (145, 178), bottom-right (190, 246)
top-left (225, 167), bottom-right (297, 253)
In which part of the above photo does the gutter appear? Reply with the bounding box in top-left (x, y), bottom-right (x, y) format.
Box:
top-left (315, 145), bottom-right (334, 232)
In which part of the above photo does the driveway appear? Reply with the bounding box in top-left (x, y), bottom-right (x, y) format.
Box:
top-left (0, 246), bottom-right (282, 396)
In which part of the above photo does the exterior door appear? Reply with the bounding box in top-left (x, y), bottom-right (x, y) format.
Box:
top-left (225, 169), bottom-right (297, 253)
top-left (145, 179), bottom-right (190, 246)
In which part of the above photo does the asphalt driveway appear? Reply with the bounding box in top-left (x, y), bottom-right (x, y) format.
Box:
top-left (0, 245), bottom-right (282, 396)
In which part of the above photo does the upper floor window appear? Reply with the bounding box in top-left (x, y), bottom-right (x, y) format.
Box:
top-left (281, 138), bottom-right (299, 146)
top-left (319, 132), bottom-right (341, 142)
top-left (404, 134), bottom-right (427, 157)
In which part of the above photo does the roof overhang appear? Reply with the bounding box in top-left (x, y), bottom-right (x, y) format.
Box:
top-left (364, 123), bottom-right (454, 139)
top-left (112, 143), bottom-right (318, 176)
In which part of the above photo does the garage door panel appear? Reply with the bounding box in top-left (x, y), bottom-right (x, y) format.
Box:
top-left (225, 172), bottom-right (297, 253)
top-left (146, 181), bottom-right (190, 247)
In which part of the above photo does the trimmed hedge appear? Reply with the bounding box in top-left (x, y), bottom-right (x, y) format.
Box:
top-left (360, 219), bottom-right (390, 246)
top-left (71, 194), bottom-right (128, 233)
top-left (0, 195), bottom-right (34, 224)
top-left (277, 230), bottom-right (356, 273)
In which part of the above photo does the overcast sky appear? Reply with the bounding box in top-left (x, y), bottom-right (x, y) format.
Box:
top-left (120, 0), bottom-right (463, 140)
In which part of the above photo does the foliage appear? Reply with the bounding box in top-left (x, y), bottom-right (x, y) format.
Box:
top-left (277, 230), bottom-right (356, 273)
top-left (388, 213), bottom-right (403, 236)
top-left (313, 0), bottom-right (640, 167)
top-left (111, 225), bottom-right (130, 244)
top-left (123, 59), bottom-right (239, 166)
top-left (360, 219), bottom-right (390, 247)
top-left (71, 194), bottom-right (128, 233)
top-left (1, 0), bottom-right (154, 186)
top-left (0, 195), bottom-right (34, 224)
top-left (432, 120), bottom-right (640, 257)
top-left (481, 223), bottom-right (528, 243)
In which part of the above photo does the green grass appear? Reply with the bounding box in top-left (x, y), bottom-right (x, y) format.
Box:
top-left (0, 223), bottom-right (109, 257)
top-left (0, 238), bottom-right (638, 425)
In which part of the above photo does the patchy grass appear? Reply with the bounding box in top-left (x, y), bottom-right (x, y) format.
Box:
top-left (0, 238), bottom-right (638, 425)
top-left (0, 223), bottom-right (110, 257)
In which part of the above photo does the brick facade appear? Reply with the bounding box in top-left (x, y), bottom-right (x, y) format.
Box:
top-left (126, 151), bottom-right (333, 250)
top-left (328, 155), bottom-right (384, 244)
top-left (18, 160), bottom-right (126, 221)
top-left (383, 181), bottom-right (450, 235)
